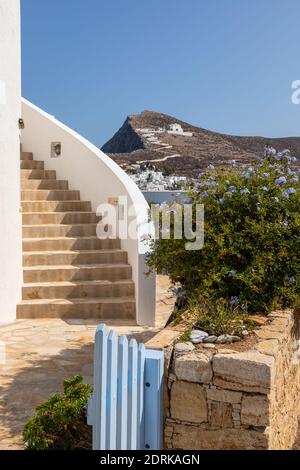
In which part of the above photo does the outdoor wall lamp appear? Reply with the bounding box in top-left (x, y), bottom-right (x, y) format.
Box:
top-left (51, 141), bottom-right (62, 158)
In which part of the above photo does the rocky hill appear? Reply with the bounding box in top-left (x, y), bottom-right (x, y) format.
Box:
top-left (102, 110), bottom-right (300, 177)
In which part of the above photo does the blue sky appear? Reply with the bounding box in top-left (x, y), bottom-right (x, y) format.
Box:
top-left (22, 0), bottom-right (300, 147)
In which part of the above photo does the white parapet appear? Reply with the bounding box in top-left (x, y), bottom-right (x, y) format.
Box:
top-left (21, 99), bottom-right (156, 326)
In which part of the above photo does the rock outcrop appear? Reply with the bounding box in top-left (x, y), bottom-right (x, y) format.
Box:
top-left (102, 110), bottom-right (300, 178)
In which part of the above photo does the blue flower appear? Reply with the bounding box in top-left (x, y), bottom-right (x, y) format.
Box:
top-left (240, 188), bottom-right (250, 195)
top-left (228, 270), bottom-right (237, 278)
top-left (265, 146), bottom-right (277, 157)
top-left (285, 275), bottom-right (296, 284)
top-left (229, 296), bottom-right (239, 306)
top-left (283, 187), bottom-right (296, 198)
top-left (208, 164), bottom-right (215, 170)
top-left (199, 181), bottom-right (212, 187)
top-left (229, 186), bottom-right (236, 193)
top-left (242, 171), bottom-right (253, 180)
top-left (283, 217), bottom-right (289, 228)
top-left (275, 176), bottom-right (287, 186)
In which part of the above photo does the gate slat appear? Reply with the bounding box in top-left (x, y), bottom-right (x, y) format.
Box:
top-left (127, 338), bottom-right (138, 450)
top-left (93, 324), bottom-right (108, 450)
top-left (116, 335), bottom-right (128, 450)
top-left (137, 343), bottom-right (146, 449)
top-left (106, 330), bottom-right (118, 450)
top-left (144, 349), bottom-right (164, 450)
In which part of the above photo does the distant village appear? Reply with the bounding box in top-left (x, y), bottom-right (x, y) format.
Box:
top-left (125, 162), bottom-right (188, 191)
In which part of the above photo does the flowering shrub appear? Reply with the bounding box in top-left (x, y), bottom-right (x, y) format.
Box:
top-left (147, 149), bottom-right (300, 314)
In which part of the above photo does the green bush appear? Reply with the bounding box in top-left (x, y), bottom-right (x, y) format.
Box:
top-left (23, 375), bottom-right (92, 450)
top-left (147, 149), bottom-right (300, 315)
top-left (191, 297), bottom-right (256, 336)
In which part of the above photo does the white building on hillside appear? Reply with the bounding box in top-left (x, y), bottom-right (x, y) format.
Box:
top-left (168, 123), bottom-right (193, 137)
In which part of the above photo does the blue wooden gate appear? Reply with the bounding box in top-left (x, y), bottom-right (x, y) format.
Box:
top-left (87, 324), bottom-right (164, 450)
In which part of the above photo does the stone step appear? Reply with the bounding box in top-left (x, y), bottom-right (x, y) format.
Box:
top-left (22, 279), bottom-right (135, 300)
top-left (21, 200), bottom-right (92, 212)
top-left (17, 297), bottom-right (136, 319)
top-left (23, 263), bottom-right (132, 283)
top-left (23, 236), bottom-right (120, 252)
top-left (23, 249), bottom-right (128, 267)
top-left (23, 224), bottom-right (98, 238)
top-left (21, 169), bottom-right (57, 180)
top-left (19, 150), bottom-right (136, 322)
top-left (21, 190), bottom-right (80, 201)
top-left (22, 211), bottom-right (100, 225)
top-left (20, 160), bottom-right (44, 170)
top-left (21, 179), bottom-right (69, 190)
top-left (20, 152), bottom-right (33, 161)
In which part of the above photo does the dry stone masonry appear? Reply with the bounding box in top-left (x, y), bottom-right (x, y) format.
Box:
top-left (161, 310), bottom-right (300, 450)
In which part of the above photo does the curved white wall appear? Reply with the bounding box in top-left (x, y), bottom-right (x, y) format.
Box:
top-left (0, 0), bottom-right (22, 324)
top-left (21, 99), bottom-right (156, 325)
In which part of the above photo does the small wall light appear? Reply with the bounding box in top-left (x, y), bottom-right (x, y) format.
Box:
top-left (51, 142), bottom-right (62, 158)
top-left (18, 118), bottom-right (25, 130)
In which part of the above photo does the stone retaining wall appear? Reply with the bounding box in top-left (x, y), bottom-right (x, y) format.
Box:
top-left (148, 309), bottom-right (300, 450)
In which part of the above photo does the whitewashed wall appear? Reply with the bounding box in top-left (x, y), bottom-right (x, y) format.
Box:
top-left (143, 190), bottom-right (186, 205)
top-left (0, 0), bottom-right (22, 323)
top-left (21, 100), bottom-right (156, 326)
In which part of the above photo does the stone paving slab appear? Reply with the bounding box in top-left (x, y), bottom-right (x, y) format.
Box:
top-left (0, 276), bottom-right (174, 450)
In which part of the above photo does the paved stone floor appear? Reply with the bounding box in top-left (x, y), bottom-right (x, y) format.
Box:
top-left (0, 276), bottom-right (174, 450)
